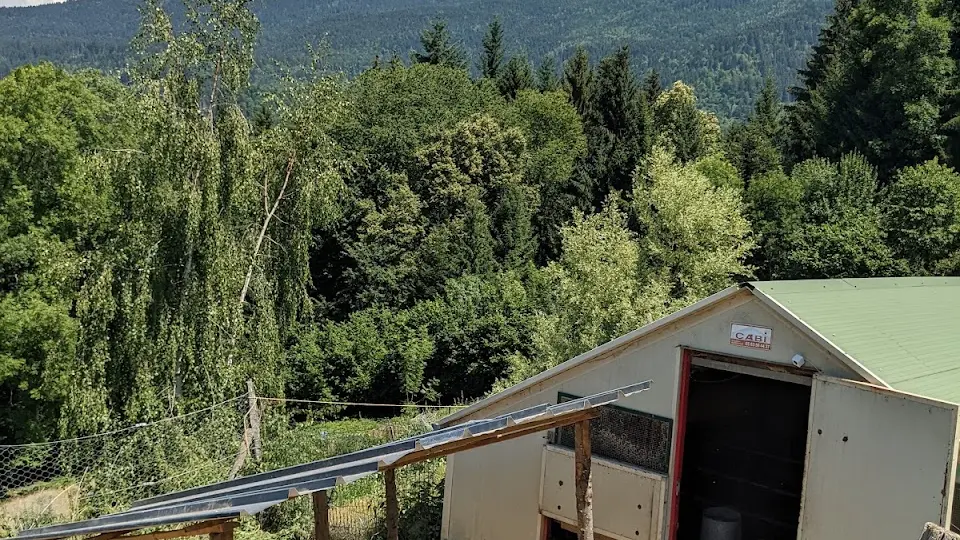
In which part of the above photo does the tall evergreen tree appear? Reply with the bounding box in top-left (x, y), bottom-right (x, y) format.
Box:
top-left (725, 76), bottom-right (784, 183)
top-left (587, 46), bottom-right (652, 197)
top-left (563, 45), bottom-right (593, 117)
top-left (642, 69), bottom-right (663, 104)
top-left (480, 17), bottom-right (505, 79)
top-left (786, 0), bottom-right (858, 165)
top-left (753, 76), bottom-right (783, 143)
top-left (413, 19), bottom-right (468, 70)
top-left (498, 54), bottom-right (535, 100)
top-left (537, 54), bottom-right (560, 92)
top-left (785, 0), bottom-right (953, 177)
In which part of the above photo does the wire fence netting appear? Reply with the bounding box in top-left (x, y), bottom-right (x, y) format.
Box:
top-left (0, 397), bottom-right (456, 540)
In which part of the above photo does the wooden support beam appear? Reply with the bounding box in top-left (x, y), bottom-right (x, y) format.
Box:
top-left (312, 490), bottom-right (331, 540)
top-left (386, 409), bottom-right (600, 469)
top-left (87, 520), bottom-right (234, 540)
top-left (86, 529), bottom-right (137, 540)
top-left (574, 420), bottom-right (594, 540)
top-left (384, 469), bottom-right (399, 540)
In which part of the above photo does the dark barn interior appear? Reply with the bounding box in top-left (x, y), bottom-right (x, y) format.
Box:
top-left (677, 365), bottom-right (811, 540)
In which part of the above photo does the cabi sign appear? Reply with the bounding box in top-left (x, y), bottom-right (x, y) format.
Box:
top-left (730, 323), bottom-right (772, 350)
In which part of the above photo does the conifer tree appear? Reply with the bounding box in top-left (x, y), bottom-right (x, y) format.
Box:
top-left (498, 54), bottom-right (535, 100)
top-left (413, 19), bottom-right (468, 70)
top-left (537, 55), bottom-right (560, 92)
top-left (563, 45), bottom-right (593, 117)
top-left (642, 69), bottom-right (662, 104)
top-left (480, 17), bottom-right (505, 79)
top-left (587, 46), bottom-right (652, 197)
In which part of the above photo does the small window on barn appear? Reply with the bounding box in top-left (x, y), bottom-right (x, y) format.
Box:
top-left (551, 392), bottom-right (672, 475)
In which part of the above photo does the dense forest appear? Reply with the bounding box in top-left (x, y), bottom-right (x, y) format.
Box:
top-left (0, 0), bottom-right (835, 118)
top-left (2, 0), bottom-right (960, 446)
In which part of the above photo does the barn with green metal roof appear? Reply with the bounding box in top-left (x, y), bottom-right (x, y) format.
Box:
top-left (438, 277), bottom-right (960, 540)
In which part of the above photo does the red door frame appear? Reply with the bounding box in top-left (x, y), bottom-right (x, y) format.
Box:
top-left (669, 348), bottom-right (693, 540)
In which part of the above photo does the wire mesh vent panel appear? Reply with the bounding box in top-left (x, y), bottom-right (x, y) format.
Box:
top-left (552, 393), bottom-right (672, 474)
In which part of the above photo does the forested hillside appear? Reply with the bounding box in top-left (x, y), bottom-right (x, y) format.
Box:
top-left (0, 0), bottom-right (834, 118)
top-left (2, 0), bottom-right (960, 451)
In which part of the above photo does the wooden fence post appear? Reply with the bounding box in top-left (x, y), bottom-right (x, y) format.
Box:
top-left (384, 469), bottom-right (400, 540)
top-left (312, 491), bottom-right (331, 540)
top-left (246, 379), bottom-right (263, 463)
top-left (575, 420), bottom-right (594, 540)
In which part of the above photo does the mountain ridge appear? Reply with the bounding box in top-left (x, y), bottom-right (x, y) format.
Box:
top-left (0, 0), bottom-right (835, 118)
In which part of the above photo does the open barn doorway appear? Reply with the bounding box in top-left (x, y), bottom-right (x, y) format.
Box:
top-left (674, 353), bottom-right (811, 540)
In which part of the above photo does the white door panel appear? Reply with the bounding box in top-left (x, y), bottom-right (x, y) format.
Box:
top-left (798, 376), bottom-right (959, 540)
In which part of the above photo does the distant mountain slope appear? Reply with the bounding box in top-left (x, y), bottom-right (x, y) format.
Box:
top-left (0, 0), bottom-right (834, 118)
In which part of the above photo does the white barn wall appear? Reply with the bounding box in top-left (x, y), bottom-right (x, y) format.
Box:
top-left (441, 291), bottom-right (861, 540)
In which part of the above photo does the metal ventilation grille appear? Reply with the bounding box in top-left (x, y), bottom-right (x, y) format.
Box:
top-left (552, 393), bottom-right (672, 475)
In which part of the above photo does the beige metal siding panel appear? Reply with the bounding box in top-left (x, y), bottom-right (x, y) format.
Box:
top-left (540, 446), bottom-right (665, 540)
top-left (445, 434), bottom-right (547, 540)
top-left (443, 297), bottom-right (858, 540)
top-left (799, 376), bottom-right (960, 540)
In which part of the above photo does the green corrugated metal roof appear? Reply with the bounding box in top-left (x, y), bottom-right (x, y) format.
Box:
top-left (750, 277), bottom-right (960, 404)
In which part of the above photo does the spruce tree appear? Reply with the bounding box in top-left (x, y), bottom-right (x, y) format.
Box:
top-left (589, 46), bottom-right (652, 196)
top-left (498, 54), bottom-right (535, 100)
top-left (563, 45), bottom-right (592, 116)
top-left (480, 17), bottom-right (505, 79)
top-left (537, 55), bottom-right (560, 92)
top-left (413, 19), bottom-right (468, 70)
top-left (786, 0), bottom-right (953, 178)
top-left (642, 69), bottom-right (663, 105)
top-left (725, 76), bottom-right (784, 183)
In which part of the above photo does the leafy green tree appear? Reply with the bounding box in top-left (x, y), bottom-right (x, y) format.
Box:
top-left (341, 172), bottom-right (427, 310)
top-left (505, 90), bottom-right (588, 262)
top-left (414, 271), bottom-right (536, 400)
top-left (653, 81), bottom-right (721, 163)
top-left (530, 202), bottom-right (670, 371)
top-left (562, 45), bottom-right (593, 117)
top-left (537, 55), bottom-right (560, 92)
top-left (413, 19), bottom-right (468, 70)
top-left (750, 154), bottom-right (903, 279)
top-left (498, 54), bottom-right (535, 100)
top-left (634, 147), bottom-right (754, 300)
top-left (412, 114), bottom-right (533, 292)
top-left (882, 159), bottom-right (960, 273)
top-left (694, 153), bottom-right (744, 190)
top-left (0, 63), bottom-right (129, 441)
top-left (480, 17), bottom-right (505, 79)
top-left (332, 63), bottom-right (502, 177)
top-left (293, 306), bottom-right (433, 404)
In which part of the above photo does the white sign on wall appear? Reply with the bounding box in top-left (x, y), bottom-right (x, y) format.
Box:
top-left (730, 323), bottom-right (773, 350)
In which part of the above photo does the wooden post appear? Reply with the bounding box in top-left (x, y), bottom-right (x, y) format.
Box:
top-left (210, 523), bottom-right (235, 540)
top-left (246, 380), bottom-right (262, 462)
top-left (384, 468), bottom-right (400, 540)
top-left (312, 491), bottom-right (331, 540)
top-left (574, 420), bottom-right (594, 540)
